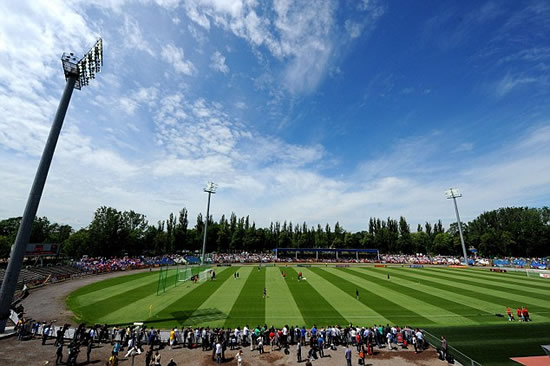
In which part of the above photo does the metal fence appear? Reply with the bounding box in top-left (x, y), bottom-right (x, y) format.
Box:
top-left (422, 329), bottom-right (483, 366)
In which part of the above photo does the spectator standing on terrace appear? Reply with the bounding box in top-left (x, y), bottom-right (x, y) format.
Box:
top-left (441, 336), bottom-right (447, 360)
top-left (86, 340), bottom-right (93, 363)
top-left (345, 345), bottom-right (352, 366)
top-left (235, 350), bottom-right (243, 366)
top-left (169, 328), bottom-right (175, 349)
top-left (153, 350), bottom-right (161, 366)
top-left (42, 322), bottom-right (50, 345)
top-left (215, 341), bottom-right (222, 363)
top-left (55, 342), bottom-right (63, 365)
top-left (297, 341), bottom-right (302, 362)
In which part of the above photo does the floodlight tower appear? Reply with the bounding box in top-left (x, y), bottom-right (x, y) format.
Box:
top-left (201, 182), bottom-right (217, 266)
top-left (0, 39), bottom-right (103, 333)
top-left (445, 188), bottom-right (469, 266)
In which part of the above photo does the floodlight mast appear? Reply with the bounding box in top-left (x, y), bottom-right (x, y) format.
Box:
top-left (445, 188), bottom-right (469, 266)
top-left (201, 182), bottom-right (217, 266)
top-left (0, 39), bottom-right (103, 333)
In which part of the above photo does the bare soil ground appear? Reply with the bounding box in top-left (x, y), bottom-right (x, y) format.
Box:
top-left (0, 336), bottom-right (443, 366)
top-left (1, 270), bottom-right (445, 366)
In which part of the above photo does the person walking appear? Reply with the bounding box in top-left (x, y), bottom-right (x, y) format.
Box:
top-left (86, 340), bottom-right (93, 364)
top-left (235, 350), bottom-right (243, 366)
top-left (297, 341), bottom-right (302, 362)
top-left (145, 348), bottom-right (153, 366)
top-left (153, 350), bottom-right (161, 366)
top-left (345, 345), bottom-right (352, 366)
top-left (216, 341), bottom-right (222, 364)
top-left (55, 342), bottom-right (63, 365)
top-left (441, 336), bottom-right (447, 360)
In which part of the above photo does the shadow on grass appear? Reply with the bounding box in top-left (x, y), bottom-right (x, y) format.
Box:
top-left (143, 308), bottom-right (227, 327)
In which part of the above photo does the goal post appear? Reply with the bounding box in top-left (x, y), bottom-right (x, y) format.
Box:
top-left (156, 264), bottom-right (170, 295)
top-left (199, 269), bottom-right (212, 282)
top-left (526, 268), bottom-right (550, 278)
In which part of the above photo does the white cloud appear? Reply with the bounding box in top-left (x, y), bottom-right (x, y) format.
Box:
top-left (345, 20), bottom-right (364, 39)
top-left (181, 1), bottom-right (335, 93)
top-left (121, 15), bottom-right (155, 56)
top-left (494, 72), bottom-right (537, 97)
top-left (161, 44), bottom-right (196, 75)
top-left (210, 51), bottom-right (229, 73)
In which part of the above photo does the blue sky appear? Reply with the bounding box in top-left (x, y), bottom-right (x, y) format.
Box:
top-left (1, 0), bottom-right (550, 232)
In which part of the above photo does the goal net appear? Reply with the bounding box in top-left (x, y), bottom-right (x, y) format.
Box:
top-left (199, 269), bottom-right (212, 282)
top-left (526, 268), bottom-right (550, 278)
top-left (177, 266), bottom-right (193, 282)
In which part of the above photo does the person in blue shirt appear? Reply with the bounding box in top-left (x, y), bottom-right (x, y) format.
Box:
top-left (317, 336), bottom-right (324, 357)
top-left (345, 345), bottom-right (352, 366)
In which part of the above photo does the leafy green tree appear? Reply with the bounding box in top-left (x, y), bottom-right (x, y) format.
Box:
top-left (62, 229), bottom-right (90, 258)
top-left (432, 232), bottom-right (453, 255)
top-left (0, 235), bottom-right (12, 258)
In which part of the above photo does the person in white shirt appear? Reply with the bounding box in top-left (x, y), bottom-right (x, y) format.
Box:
top-left (215, 342), bottom-right (222, 364)
top-left (235, 349), bottom-right (243, 366)
top-left (386, 332), bottom-right (393, 350)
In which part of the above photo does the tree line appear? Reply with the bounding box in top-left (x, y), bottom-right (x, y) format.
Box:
top-left (0, 206), bottom-right (548, 259)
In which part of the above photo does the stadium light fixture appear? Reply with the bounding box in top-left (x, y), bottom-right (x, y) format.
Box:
top-left (201, 182), bottom-right (217, 266)
top-left (445, 188), bottom-right (469, 266)
top-left (0, 38), bottom-right (103, 333)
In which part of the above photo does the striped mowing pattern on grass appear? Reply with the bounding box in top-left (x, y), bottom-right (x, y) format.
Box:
top-left (387, 268), bottom-right (550, 320)
top-left (73, 271), bottom-right (177, 324)
top-left (359, 268), bottom-right (500, 321)
top-left (67, 271), bottom-right (158, 308)
top-left (189, 266), bottom-right (254, 328)
top-left (424, 268), bottom-right (550, 301)
top-left (265, 267), bottom-right (304, 326)
top-left (147, 267), bottom-right (234, 327)
top-left (98, 270), bottom-right (201, 324)
top-left (349, 267), bottom-right (484, 324)
top-left (313, 267), bottom-right (435, 326)
top-left (68, 265), bottom-right (550, 329)
top-left (224, 266), bottom-right (266, 328)
top-left (283, 267), bottom-right (347, 327)
top-left (303, 268), bottom-right (391, 325)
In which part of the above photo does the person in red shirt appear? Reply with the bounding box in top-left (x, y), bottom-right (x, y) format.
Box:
top-left (269, 331), bottom-right (275, 352)
top-left (516, 307), bottom-right (523, 321)
top-left (522, 307), bottom-right (530, 321)
top-left (506, 307), bottom-right (514, 321)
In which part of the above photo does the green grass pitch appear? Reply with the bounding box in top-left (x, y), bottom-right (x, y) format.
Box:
top-left (66, 265), bottom-right (550, 365)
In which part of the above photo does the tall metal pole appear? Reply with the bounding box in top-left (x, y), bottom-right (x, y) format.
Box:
top-left (0, 76), bottom-right (76, 332)
top-left (452, 196), bottom-right (469, 266)
top-left (201, 191), bottom-right (212, 266)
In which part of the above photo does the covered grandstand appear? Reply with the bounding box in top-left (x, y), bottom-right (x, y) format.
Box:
top-left (273, 248), bottom-right (380, 261)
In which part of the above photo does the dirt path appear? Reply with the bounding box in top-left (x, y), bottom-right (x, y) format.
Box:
top-left (0, 336), bottom-right (443, 366)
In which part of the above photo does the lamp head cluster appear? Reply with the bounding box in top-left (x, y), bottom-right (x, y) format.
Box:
top-left (61, 38), bottom-right (103, 90)
top-left (204, 181), bottom-right (218, 194)
top-left (445, 188), bottom-right (462, 199)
